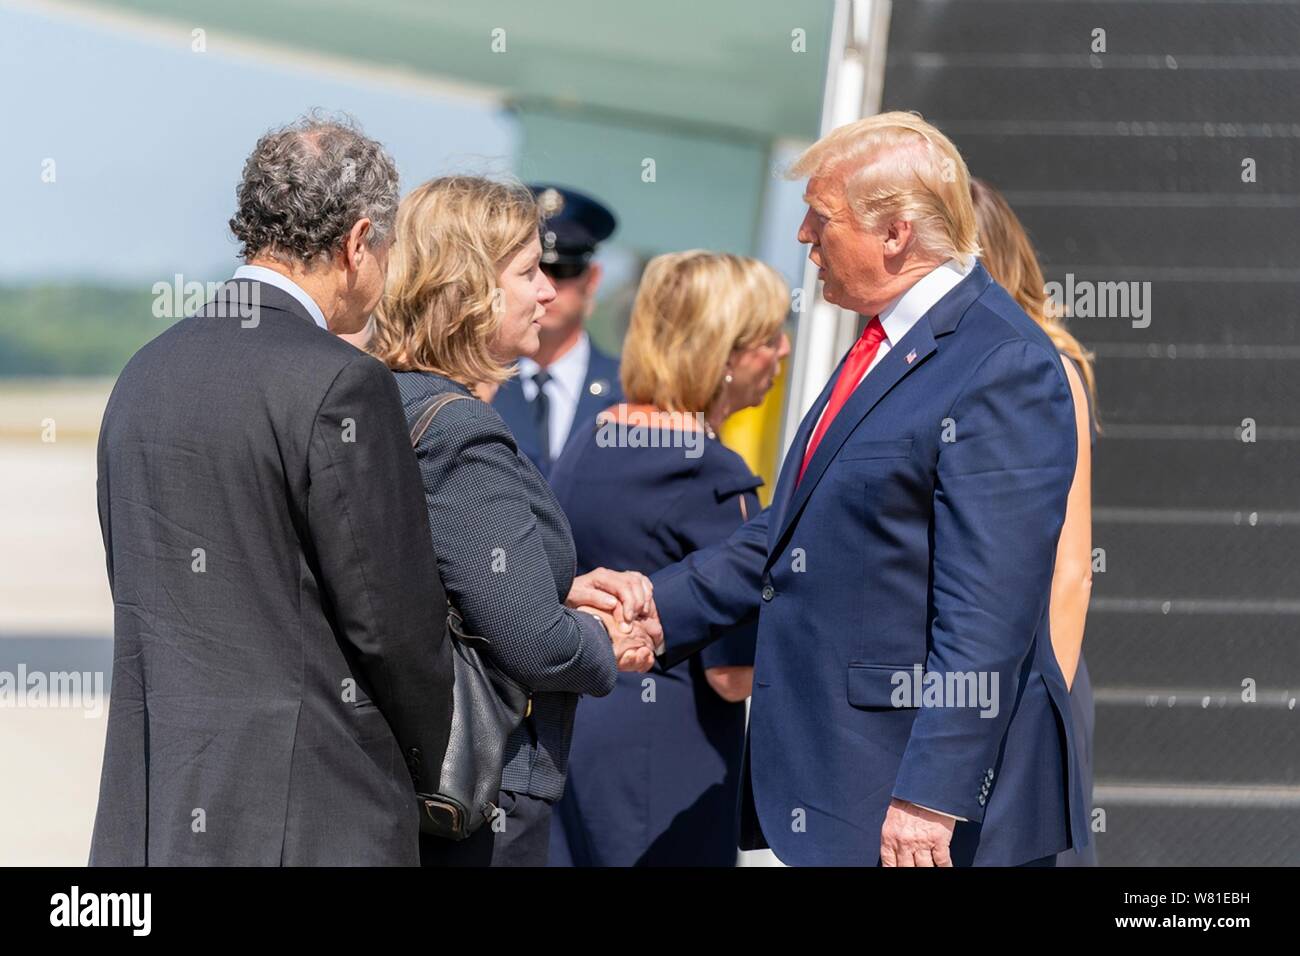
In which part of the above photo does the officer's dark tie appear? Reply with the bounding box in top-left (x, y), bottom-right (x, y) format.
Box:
top-left (531, 369), bottom-right (552, 468)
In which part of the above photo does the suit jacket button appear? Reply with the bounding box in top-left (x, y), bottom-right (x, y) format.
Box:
top-left (761, 585), bottom-right (775, 602)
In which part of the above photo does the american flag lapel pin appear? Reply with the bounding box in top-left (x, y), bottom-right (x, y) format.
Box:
top-left (905, 349), bottom-right (918, 365)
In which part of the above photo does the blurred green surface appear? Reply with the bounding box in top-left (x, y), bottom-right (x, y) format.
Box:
top-left (0, 284), bottom-right (172, 377)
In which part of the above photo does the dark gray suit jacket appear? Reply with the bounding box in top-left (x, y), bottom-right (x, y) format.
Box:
top-left (394, 371), bottom-right (617, 802)
top-left (91, 279), bottom-right (454, 866)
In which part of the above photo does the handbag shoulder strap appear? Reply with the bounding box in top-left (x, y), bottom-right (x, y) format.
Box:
top-left (409, 392), bottom-right (473, 449)
top-left (406, 389), bottom-right (534, 714)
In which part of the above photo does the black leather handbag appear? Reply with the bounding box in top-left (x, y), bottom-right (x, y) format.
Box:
top-left (408, 392), bottom-right (533, 840)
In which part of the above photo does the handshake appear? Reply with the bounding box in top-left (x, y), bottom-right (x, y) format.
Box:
top-left (566, 568), bottom-right (663, 673)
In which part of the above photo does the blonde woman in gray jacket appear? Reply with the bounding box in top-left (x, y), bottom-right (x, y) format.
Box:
top-left (369, 176), bottom-right (661, 866)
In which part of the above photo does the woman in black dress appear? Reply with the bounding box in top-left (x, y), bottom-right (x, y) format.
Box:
top-left (972, 179), bottom-right (1100, 866)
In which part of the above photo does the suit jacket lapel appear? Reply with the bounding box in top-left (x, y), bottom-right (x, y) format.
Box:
top-left (584, 348), bottom-right (621, 403)
top-left (568, 376), bottom-right (605, 452)
top-left (216, 278), bottom-right (313, 327)
top-left (767, 350), bottom-right (845, 551)
top-left (556, 351), bottom-right (618, 460)
top-left (768, 319), bottom-right (937, 565)
top-left (765, 263), bottom-right (994, 564)
top-left (492, 376), bottom-right (542, 464)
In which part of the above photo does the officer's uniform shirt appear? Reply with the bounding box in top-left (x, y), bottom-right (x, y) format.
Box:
top-left (518, 331), bottom-right (592, 461)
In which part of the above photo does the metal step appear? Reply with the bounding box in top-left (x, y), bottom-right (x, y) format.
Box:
top-left (886, 2), bottom-right (1300, 58)
top-left (1091, 784), bottom-right (1300, 865)
top-left (1090, 521), bottom-right (1300, 601)
top-left (1076, 280), bottom-right (1300, 347)
top-left (885, 63), bottom-right (1300, 127)
top-left (958, 135), bottom-right (1300, 197)
top-left (1094, 438), bottom-right (1300, 510)
top-left (1093, 356), bottom-right (1300, 426)
top-left (1086, 608), bottom-right (1300, 688)
top-left (1095, 699), bottom-right (1300, 785)
top-left (1027, 206), bottom-right (1299, 273)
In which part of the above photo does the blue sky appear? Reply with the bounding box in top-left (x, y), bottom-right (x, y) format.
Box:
top-left (1, 4), bottom-right (517, 284)
top-left (1, 4), bottom-right (810, 290)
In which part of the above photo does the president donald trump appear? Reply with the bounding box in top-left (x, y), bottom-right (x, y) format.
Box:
top-left (649, 112), bottom-right (1089, 866)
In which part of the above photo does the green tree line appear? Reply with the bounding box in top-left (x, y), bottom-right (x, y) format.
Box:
top-left (0, 284), bottom-right (177, 377)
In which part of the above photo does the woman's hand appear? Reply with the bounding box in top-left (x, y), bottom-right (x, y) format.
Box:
top-left (576, 604), bottom-right (658, 673)
top-left (704, 665), bottom-right (753, 702)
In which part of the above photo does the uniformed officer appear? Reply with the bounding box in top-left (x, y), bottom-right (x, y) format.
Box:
top-left (492, 183), bottom-right (625, 477)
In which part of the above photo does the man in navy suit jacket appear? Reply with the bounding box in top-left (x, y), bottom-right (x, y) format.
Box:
top-left (493, 184), bottom-right (623, 476)
top-left (649, 113), bottom-right (1089, 866)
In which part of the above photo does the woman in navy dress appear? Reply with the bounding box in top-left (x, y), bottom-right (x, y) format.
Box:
top-left (972, 180), bottom-right (1099, 865)
top-left (548, 251), bottom-right (791, 866)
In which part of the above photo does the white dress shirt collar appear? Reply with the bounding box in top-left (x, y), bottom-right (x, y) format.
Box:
top-left (233, 265), bottom-right (329, 330)
top-left (807, 257), bottom-right (978, 443)
top-left (518, 331), bottom-right (592, 457)
top-left (874, 257), bottom-right (974, 349)
top-left (518, 331), bottom-right (590, 405)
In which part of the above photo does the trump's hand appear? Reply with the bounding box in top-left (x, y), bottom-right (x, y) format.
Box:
top-left (566, 568), bottom-right (653, 625)
top-left (880, 798), bottom-right (956, 867)
top-left (628, 593), bottom-right (662, 648)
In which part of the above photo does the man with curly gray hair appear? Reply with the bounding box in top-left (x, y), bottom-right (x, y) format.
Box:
top-left (229, 112), bottom-right (400, 333)
top-left (90, 115), bottom-right (455, 865)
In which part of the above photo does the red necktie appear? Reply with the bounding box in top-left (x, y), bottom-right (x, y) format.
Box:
top-left (797, 316), bottom-right (886, 484)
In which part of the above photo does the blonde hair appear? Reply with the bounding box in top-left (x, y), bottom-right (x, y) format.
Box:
top-left (970, 178), bottom-right (1099, 421)
top-left (788, 111), bottom-right (980, 266)
top-left (368, 176), bottom-right (541, 387)
top-left (621, 251), bottom-right (789, 412)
